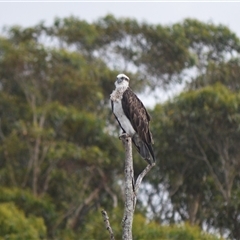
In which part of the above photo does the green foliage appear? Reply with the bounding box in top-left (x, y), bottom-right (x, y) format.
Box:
top-left (151, 83), bottom-right (240, 238)
top-left (0, 187), bottom-right (56, 234)
top-left (182, 18), bottom-right (240, 58)
top-left (79, 208), bottom-right (219, 240)
top-left (133, 214), bottom-right (219, 240)
top-left (0, 202), bottom-right (46, 240)
top-left (188, 58), bottom-right (240, 91)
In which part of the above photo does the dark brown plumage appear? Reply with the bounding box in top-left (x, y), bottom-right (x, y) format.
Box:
top-left (121, 88), bottom-right (155, 164)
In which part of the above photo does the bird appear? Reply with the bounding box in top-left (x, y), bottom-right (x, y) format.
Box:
top-left (110, 73), bottom-right (155, 164)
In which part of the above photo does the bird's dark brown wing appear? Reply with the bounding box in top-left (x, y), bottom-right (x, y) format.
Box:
top-left (122, 88), bottom-right (154, 145)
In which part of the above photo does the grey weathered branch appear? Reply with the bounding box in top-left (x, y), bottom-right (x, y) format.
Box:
top-left (121, 135), bottom-right (134, 240)
top-left (120, 134), bottom-right (155, 240)
top-left (101, 209), bottom-right (115, 240)
top-left (101, 134), bottom-right (154, 239)
top-left (135, 162), bottom-right (155, 195)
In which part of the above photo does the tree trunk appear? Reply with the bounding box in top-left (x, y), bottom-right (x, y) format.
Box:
top-left (101, 134), bottom-right (155, 239)
top-left (122, 136), bottom-right (135, 240)
top-left (120, 135), bottom-right (155, 240)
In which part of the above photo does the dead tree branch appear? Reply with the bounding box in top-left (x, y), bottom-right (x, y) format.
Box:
top-left (120, 134), bottom-right (155, 240)
top-left (101, 134), bottom-right (154, 239)
top-left (121, 135), bottom-right (135, 240)
top-left (101, 209), bottom-right (115, 240)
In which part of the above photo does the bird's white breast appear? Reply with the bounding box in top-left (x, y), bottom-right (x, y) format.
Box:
top-left (113, 101), bottom-right (136, 136)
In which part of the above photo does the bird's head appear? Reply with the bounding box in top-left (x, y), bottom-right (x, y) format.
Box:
top-left (115, 73), bottom-right (130, 89)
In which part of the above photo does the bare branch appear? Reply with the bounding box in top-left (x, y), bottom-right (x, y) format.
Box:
top-left (69, 186), bottom-right (102, 229)
top-left (120, 134), bottom-right (155, 240)
top-left (97, 167), bottom-right (118, 208)
top-left (40, 160), bottom-right (58, 196)
top-left (101, 209), bottom-right (115, 240)
top-left (135, 163), bottom-right (155, 195)
top-left (121, 134), bottom-right (134, 240)
top-left (192, 132), bottom-right (228, 201)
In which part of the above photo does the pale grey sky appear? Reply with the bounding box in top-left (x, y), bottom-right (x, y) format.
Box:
top-left (0, 2), bottom-right (240, 37)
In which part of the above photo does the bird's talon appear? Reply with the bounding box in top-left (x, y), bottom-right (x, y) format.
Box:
top-left (119, 133), bottom-right (129, 140)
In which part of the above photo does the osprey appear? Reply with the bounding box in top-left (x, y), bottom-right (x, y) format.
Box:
top-left (110, 73), bottom-right (155, 164)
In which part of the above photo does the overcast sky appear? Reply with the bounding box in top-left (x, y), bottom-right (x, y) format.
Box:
top-left (1, 2), bottom-right (240, 36)
top-left (1, 1), bottom-right (239, 106)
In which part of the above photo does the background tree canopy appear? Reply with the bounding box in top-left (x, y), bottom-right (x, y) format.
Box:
top-left (0, 15), bottom-right (240, 239)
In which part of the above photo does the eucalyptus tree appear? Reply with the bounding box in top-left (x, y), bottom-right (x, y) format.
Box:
top-left (150, 83), bottom-right (240, 238)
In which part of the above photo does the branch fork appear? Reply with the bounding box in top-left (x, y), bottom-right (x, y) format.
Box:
top-left (102, 134), bottom-right (155, 240)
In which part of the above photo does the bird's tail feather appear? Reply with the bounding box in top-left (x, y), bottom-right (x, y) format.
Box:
top-left (132, 134), bottom-right (155, 164)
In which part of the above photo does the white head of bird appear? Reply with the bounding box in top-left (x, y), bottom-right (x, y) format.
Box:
top-left (115, 73), bottom-right (130, 90)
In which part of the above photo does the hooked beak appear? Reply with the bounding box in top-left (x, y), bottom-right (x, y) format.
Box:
top-left (116, 78), bottom-right (123, 84)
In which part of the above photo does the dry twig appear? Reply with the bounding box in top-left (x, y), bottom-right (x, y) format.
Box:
top-left (101, 209), bottom-right (115, 240)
